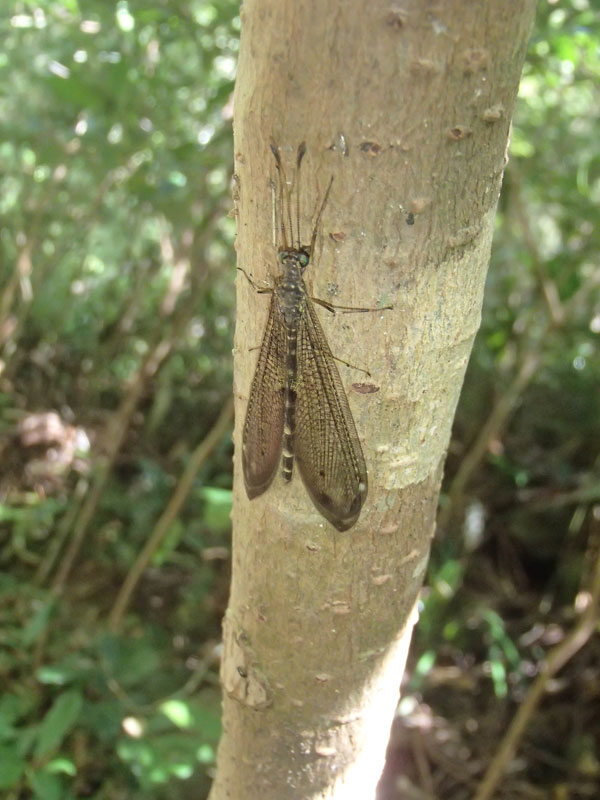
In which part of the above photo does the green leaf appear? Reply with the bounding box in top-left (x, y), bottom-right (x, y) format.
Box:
top-left (29, 769), bottom-right (65, 800)
top-left (160, 699), bottom-right (192, 729)
top-left (0, 745), bottom-right (26, 788)
top-left (46, 758), bottom-right (76, 776)
top-left (196, 743), bottom-right (215, 764)
top-left (22, 600), bottom-right (56, 647)
top-left (34, 690), bottom-right (83, 758)
top-left (413, 649), bottom-right (436, 679)
top-left (199, 486), bottom-right (232, 532)
top-left (97, 634), bottom-right (160, 688)
top-left (60, 0), bottom-right (80, 13)
top-left (0, 693), bottom-right (32, 738)
top-left (488, 644), bottom-right (508, 698)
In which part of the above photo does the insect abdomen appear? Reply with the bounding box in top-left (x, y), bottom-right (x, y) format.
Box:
top-left (281, 328), bottom-right (298, 482)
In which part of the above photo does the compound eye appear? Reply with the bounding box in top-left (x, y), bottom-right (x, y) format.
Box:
top-left (299, 252), bottom-right (309, 267)
top-left (280, 251), bottom-right (287, 263)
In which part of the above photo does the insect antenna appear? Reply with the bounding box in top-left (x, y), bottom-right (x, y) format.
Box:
top-left (270, 142), bottom-right (293, 250)
top-left (269, 143), bottom-right (286, 248)
top-left (309, 174), bottom-right (334, 259)
top-left (269, 178), bottom-right (278, 248)
top-left (296, 142), bottom-right (307, 250)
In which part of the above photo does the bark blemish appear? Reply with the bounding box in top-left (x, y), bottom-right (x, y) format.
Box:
top-left (372, 573), bottom-right (393, 585)
top-left (448, 223), bottom-right (481, 249)
top-left (328, 132), bottom-right (349, 156)
top-left (400, 548), bottom-right (420, 566)
top-left (379, 523), bottom-right (400, 534)
top-left (360, 140), bottom-right (382, 156)
top-left (411, 551), bottom-right (430, 579)
top-left (384, 9), bottom-right (407, 30)
top-left (331, 601), bottom-right (351, 615)
top-left (409, 196), bottom-right (430, 214)
top-left (431, 18), bottom-right (450, 35)
top-left (352, 382), bottom-right (380, 394)
top-left (403, 195), bottom-right (430, 224)
top-left (447, 125), bottom-right (473, 140)
top-left (410, 58), bottom-right (440, 76)
top-left (482, 103), bottom-right (505, 122)
top-left (461, 48), bottom-right (489, 73)
top-left (221, 615), bottom-right (272, 709)
top-left (315, 744), bottom-right (337, 757)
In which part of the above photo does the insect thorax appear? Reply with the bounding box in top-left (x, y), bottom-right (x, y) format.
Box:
top-left (275, 250), bottom-right (308, 328)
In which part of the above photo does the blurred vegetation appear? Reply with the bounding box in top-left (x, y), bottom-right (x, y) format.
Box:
top-left (1, 2), bottom-right (237, 798)
top-left (0, 1), bottom-right (598, 799)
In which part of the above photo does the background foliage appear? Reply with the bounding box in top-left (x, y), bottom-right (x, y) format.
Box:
top-left (1, 1), bottom-right (598, 798)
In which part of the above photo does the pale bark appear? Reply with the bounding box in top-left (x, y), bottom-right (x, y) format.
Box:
top-left (210, 1), bottom-right (537, 798)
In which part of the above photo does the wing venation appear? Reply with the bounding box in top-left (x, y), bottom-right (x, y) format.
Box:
top-left (294, 301), bottom-right (368, 531)
top-left (242, 295), bottom-right (287, 498)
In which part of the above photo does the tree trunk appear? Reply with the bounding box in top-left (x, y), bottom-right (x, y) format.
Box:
top-left (210, 1), bottom-right (537, 798)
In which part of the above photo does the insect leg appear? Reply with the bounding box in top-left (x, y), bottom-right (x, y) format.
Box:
top-left (237, 267), bottom-right (274, 294)
top-left (310, 296), bottom-right (393, 314)
top-left (308, 176), bottom-right (334, 259)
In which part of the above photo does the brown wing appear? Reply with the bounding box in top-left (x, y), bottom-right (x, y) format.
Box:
top-left (242, 294), bottom-right (287, 498)
top-left (294, 299), bottom-right (368, 531)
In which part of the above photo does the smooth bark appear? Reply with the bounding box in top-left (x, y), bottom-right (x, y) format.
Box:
top-left (211, 1), bottom-right (537, 798)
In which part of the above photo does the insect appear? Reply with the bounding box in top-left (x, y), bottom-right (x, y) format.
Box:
top-left (241, 142), bottom-right (380, 531)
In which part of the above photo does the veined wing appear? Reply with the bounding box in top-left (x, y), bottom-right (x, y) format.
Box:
top-left (242, 294), bottom-right (287, 498)
top-left (294, 299), bottom-right (368, 531)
